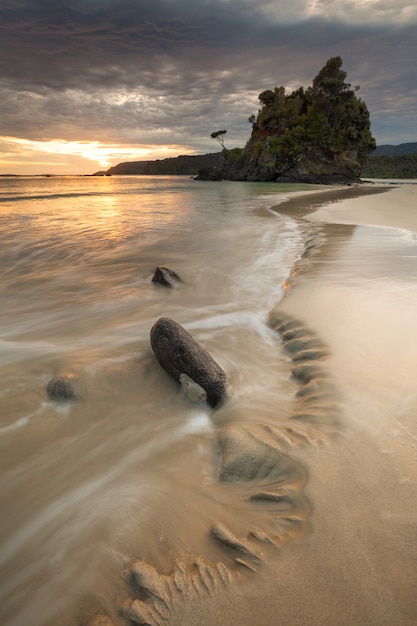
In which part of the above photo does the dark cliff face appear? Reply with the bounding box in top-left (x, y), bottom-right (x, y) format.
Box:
top-left (223, 141), bottom-right (362, 184)
top-left (222, 57), bottom-right (375, 185)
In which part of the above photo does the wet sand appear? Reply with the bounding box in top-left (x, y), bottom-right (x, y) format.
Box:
top-left (249, 183), bottom-right (417, 626)
top-left (153, 183), bottom-right (417, 625)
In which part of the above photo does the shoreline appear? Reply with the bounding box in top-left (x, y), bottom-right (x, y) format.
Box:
top-left (272, 179), bottom-right (417, 234)
top-left (264, 181), bottom-right (417, 625)
top-left (273, 181), bottom-right (396, 220)
top-left (200, 181), bottom-right (417, 626)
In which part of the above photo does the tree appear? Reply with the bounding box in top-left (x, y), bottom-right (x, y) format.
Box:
top-left (306, 56), bottom-right (375, 158)
top-left (311, 55), bottom-right (350, 97)
top-left (210, 130), bottom-right (227, 149)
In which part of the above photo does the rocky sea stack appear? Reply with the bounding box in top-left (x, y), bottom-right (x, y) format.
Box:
top-left (201, 57), bottom-right (376, 184)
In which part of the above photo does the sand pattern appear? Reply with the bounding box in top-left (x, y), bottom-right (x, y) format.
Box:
top-left (86, 299), bottom-right (338, 626)
top-left (82, 218), bottom-right (345, 625)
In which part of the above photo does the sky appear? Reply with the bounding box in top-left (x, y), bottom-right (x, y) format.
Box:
top-left (0, 0), bottom-right (416, 175)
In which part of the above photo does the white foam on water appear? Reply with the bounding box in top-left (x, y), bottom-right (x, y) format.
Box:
top-left (0, 416), bottom-right (30, 435)
top-left (184, 309), bottom-right (283, 351)
top-left (0, 402), bottom-right (51, 436)
top-left (263, 196), bottom-right (290, 208)
top-left (182, 409), bottom-right (214, 435)
top-left (0, 338), bottom-right (57, 364)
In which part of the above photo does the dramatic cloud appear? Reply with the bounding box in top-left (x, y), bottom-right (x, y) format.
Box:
top-left (0, 0), bottom-right (416, 173)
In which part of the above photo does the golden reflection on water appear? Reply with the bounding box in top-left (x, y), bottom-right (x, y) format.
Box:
top-left (89, 189), bottom-right (126, 241)
top-left (11, 177), bottom-right (195, 255)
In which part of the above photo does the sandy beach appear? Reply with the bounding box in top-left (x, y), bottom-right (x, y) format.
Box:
top-left (309, 182), bottom-right (417, 231)
top-left (147, 182), bottom-right (417, 626)
top-left (227, 182), bottom-right (417, 626)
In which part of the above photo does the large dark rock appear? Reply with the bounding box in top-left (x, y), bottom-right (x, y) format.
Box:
top-left (151, 266), bottom-right (182, 288)
top-left (150, 317), bottom-right (229, 408)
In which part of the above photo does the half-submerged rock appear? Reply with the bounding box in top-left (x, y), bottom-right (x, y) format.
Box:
top-left (151, 266), bottom-right (182, 288)
top-left (150, 317), bottom-right (229, 408)
top-left (46, 372), bottom-right (83, 402)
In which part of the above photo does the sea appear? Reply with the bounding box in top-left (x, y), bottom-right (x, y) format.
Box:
top-left (0, 175), bottom-right (316, 625)
top-left (1, 175), bottom-right (417, 626)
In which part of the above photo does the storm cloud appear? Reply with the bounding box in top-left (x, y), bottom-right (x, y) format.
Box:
top-left (1, 0), bottom-right (416, 172)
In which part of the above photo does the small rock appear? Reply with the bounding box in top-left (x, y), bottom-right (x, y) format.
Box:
top-left (179, 373), bottom-right (207, 405)
top-left (151, 266), bottom-right (182, 288)
top-left (46, 373), bottom-right (83, 402)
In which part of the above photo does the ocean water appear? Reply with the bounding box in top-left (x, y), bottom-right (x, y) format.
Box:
top-left (2, 176), bottom-right (417, 626)
top-left (0, 175), bottom-right (315, 625)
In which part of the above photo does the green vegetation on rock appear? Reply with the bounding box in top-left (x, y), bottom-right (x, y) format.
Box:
top-left (223, 56), bottom-right (376, 184)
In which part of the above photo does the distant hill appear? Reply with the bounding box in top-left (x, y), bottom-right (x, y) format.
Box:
top-left (371, 142), bottom-right (417, 157)
top-left (99, 152), bottom-right (223, 176)
top-left (362, 154), bottom-right (417, 179)
top-left (363, 142), bottom-right (417, 178)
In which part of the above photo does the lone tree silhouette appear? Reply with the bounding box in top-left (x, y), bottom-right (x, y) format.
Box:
top-left (210, 130), bottom-right (227, 149)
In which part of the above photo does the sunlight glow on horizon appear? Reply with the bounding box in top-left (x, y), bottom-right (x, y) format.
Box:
top-left (0, 136), bottom-right (195, 175)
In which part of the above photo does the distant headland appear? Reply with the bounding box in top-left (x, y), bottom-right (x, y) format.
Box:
top-left (94, 152), bottom-right (223, 177)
